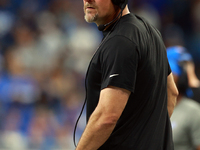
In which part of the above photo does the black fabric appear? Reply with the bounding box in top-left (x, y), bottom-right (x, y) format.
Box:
top-left (111, 0), bottom-right (128, 9)
top-left (85, 13), bottom-right (173, 150)
top-left (190, 87), bottom-right (200, 104)
top-left (100, 35), bottom-right (138, 92)
top-left (177, 69), bottom-right (189, 94)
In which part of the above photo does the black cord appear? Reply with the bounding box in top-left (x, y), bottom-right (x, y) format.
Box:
top-left (73, 96), bottom-right (87, 147)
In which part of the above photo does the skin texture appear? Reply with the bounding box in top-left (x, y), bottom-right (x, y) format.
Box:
top-left (197, 146), bottom-right (200, 150)
top-left (184, 61), bottom-right (200, 87)
top-left (167, 73), bottom-right (179, 117)
top-left (76, 86), bottom-right (130, 150)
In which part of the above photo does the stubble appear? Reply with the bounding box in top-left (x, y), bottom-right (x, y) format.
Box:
top-left (84, 11), bottom-right (98, 23)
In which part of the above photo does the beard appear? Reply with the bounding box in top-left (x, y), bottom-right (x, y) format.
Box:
top-left (84, 11), bottom-right (98, 23)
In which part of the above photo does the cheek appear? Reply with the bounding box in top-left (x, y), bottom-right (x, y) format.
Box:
top-left (98, 3), bottom-right (114, 16)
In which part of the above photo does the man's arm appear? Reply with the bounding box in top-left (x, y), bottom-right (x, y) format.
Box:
top-left (184, 61), bottom-right (200, 87)
top-left (167, 73), bottom-right (179, 117)
top-left (76, 86), bottom-right (130, 150)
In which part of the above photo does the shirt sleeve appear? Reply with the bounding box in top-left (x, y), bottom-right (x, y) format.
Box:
top-left (100, 35), bottom-right (139, 93)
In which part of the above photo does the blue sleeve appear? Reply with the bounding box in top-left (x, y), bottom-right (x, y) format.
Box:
top-left (168, 59), bottom-right (182, 76)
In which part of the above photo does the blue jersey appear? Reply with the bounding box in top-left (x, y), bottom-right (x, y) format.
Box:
top-left (167, 46), bottom-right (194, 97)
top-left (167, 46), bottom-right (192, 77)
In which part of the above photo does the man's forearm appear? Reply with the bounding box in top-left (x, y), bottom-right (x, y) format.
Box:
top-left (167, 105), bottom-right (175, 118)
top-left (167, 95), bottom-right (177, 117)
top-left (197, 145), bottom-right (200, 150)
top-left (76, 111), bottom-right (117, 150)
top-left (167, 94), bottom-right (177, 117)
top-left (167, 73), bottom-right (179, 117)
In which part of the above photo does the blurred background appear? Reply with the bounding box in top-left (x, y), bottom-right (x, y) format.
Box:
top-left (0, 0), bottom-right (200, 149)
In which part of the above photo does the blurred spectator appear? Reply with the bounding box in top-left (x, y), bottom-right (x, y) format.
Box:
top-left (164, 24), bottom-right (200, 103)
top-left (0, 107), bottom-right (28, 150)
top-left (167, 46), bottom-right (200, 103)
top-left (170, 70), bottom-right (200, 150)
top-left (166, 24), bottom-right (200, 148)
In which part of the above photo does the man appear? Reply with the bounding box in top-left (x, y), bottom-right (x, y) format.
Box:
top-left (170, 70), bottom-right (200, 150)
top-left (76, 0), bottom-right (178, 149)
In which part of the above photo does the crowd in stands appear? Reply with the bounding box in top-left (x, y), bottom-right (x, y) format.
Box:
top-left (0, 0), bottom-right (200, 149)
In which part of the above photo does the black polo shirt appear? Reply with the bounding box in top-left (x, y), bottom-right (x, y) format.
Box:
top-left (85, 13), bottom-right (173, 150)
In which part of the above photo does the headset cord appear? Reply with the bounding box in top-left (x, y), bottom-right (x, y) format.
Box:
top-left (73, 95), bottom-right (87, 147)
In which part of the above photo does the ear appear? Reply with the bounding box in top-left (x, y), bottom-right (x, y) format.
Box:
top-left (111, 0), bottom-right (128, 10)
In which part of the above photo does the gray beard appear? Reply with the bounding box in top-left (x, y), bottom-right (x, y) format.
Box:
top-left (84, 13), bottom-right (98, 23)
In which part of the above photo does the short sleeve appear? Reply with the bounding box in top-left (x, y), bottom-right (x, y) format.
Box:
top-left (100, 36), bottom-right (139, 93)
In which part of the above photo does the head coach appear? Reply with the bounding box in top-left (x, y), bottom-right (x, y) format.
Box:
top-left (74, 0), bottom-right (179, 149)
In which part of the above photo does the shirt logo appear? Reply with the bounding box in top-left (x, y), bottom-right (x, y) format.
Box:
top-left (109, 74), bottom-right (119, 78)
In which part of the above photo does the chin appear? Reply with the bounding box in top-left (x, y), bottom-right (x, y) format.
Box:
top-left (84, 13), bottom-right (98, 23)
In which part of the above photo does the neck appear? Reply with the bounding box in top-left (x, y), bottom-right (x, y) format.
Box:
top-left (122, 5), bottom-right (130, 16)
